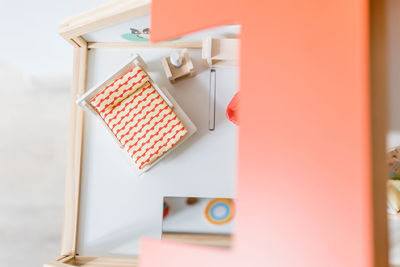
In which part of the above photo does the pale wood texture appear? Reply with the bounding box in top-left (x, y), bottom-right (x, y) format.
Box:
top-left (44, 256), bottom-right (139, 267)
top-left (74, 36), bottom-right (88, 48)
top-left (72, 43), bottom-right (88, 253)
top-left (59, 0), bottom-right (150, 41)
top-left (44, 256), bottom-right (75, 267)
top-left (58, 256), bottom-right (75, 263)
top-left (202, 37), bottom-right (238, 67)
top-left (74, 256), bottom-right (139, 267)
top-left (370, 0), bottom-right (390, 266)
top-left (61, 45), bottom-right (88, 256)
top-left (67, 36), bottom-right (87, 48)
top-left (162, 233), bottom-right (231, 248)
top-left (87, 42), bottom-right (202, 49)
top-left (44, 261), bottom-right (74, 267)
top-left (67, 38), bottom-right (81, 48)
top-left (161, 49), bottom-right (195, 82)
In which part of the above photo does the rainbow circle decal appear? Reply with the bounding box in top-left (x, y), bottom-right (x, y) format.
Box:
top-left (205, 198), bottom-right (234, 225)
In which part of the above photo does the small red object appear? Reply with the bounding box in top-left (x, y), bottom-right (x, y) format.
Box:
top-left (186, 197), bottom-right (198, 205)
top-left (163, 201), bottom-right (170, 218)
top-left (226, 92), bottom-right (239, 125)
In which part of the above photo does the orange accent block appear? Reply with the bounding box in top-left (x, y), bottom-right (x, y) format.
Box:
top-left (143, 0), bottom-right (373, 266)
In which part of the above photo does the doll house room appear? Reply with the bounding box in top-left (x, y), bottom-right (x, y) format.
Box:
top-left (54, 2), bottom-right (240, 263)
top-left (44, 0), bottom-right (400, 266)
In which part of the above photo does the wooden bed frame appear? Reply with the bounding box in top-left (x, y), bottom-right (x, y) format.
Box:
top-left (43, 0), bottom-right (394, 266)
top-left (75, 55), bottom-right (197, 174)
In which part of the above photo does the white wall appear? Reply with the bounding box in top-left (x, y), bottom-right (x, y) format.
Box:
top-left (0, 0), bottom-right (110, 77)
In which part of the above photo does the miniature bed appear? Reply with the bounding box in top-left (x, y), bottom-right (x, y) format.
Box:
top-left (76, 55), bottom-right (197, 174)
top-left (45, 1), bottom-right (240, 266)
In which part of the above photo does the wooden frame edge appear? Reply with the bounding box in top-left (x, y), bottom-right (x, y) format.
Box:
top-left (44, 255), bottom-right (75, 267)
top-left (87, 41), bottom-right (202, 49)
top-left (66, 37), bottom-right (88, 48)
top-left (59, 0), bottom-right (150, 41)
top-left (74, 256), bottom-right (139, 266)
top-left (74, 37), bottom-right (88, 48)
top-left (162, 233), bottom-right (232, 247)
top-left (67, 38), bottom-right (80, 48)
top-left (370, 0), bottom-right (389, 266)
top-left (60, 43), bottom-right (88, 256)
top-left (45, 256), bottom-right (139, 267)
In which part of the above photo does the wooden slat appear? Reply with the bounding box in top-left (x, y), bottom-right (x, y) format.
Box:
top-left (87, 41), bottom-right (202, 49)
top-left (45, 256), bottom-right (138, 267)
top-left (44, 261), bottom-right (74, 267)
top-left (60, 47), bottom-right (81, 255)
top-left (74, 256), bottom-right (139, 267)
top-left (370, 0), bottom-right (389, 266)
top-left (67, 38), bottom-right (81, 48)
top-left (60, 44), bottom-right (88, 256)
top-left (162, 233), bottom-right (232, 248)
top-left (59, 0), bottom-right (150, 40)
top-left (58, 256), bottom-right (75, 264)
top-left (44, 256), bottom-right (75, 267)
top-left (73, 36), bottom-right (88, 48)
top-left (60, 0), bottom-right (134, 29)
top-left (72, 43), bottom-right (88, 254)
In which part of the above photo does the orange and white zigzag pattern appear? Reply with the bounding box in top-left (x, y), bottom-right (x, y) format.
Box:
top-left (90, 66), bottom-right (187, 169)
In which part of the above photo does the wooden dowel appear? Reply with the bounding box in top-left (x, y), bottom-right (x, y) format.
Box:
top-left (87, 41), bottom-right (202, 49)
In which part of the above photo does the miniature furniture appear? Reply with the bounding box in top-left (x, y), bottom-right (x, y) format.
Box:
top-left (161, 49), bottom-right (194, 82)
top-left (202, 37), bottom-right (239, 67)
top-left (76, 54), bottom-right (196, 173)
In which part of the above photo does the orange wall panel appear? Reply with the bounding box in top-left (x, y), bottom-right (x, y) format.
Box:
top-left (143, 0), bottom-right (373, 266)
